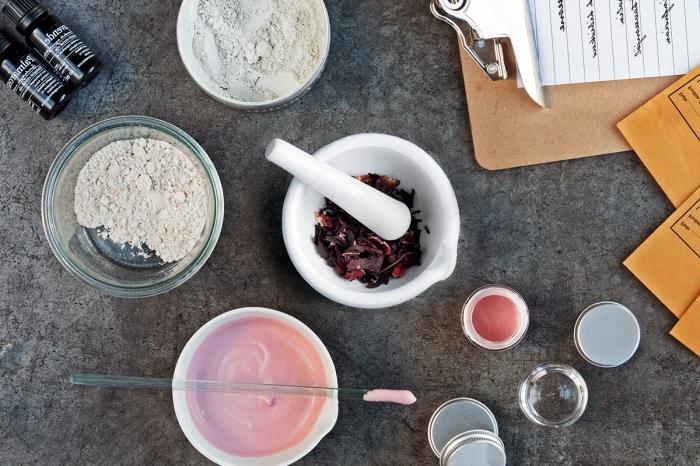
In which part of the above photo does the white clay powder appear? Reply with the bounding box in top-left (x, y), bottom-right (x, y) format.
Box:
top-left (192, 0), bottom-right (326, 102)
top-left (74, 139), bottom-right (208, 263)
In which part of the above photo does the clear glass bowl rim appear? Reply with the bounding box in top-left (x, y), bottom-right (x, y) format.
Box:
top-left (41, 115), bottom-right (225, 298)
top-left (518, 362), bottom-right (589, 428)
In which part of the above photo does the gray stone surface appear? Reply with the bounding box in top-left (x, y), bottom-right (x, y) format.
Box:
top-left (0, 0), bottom-right (698, 464)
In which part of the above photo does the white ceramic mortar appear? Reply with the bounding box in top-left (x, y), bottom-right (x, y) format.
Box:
top-left (282, 134), bottom-right (461, 309)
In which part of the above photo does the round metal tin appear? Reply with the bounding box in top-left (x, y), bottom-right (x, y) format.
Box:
top-left (428, 398), bottom-right (499, 457)
top-left (439, 429), bottom-right (507, 466)
top-left (574, 301), bottom-right (640, 368)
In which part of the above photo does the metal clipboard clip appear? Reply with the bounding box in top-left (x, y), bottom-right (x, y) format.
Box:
top-left (431, 0), bottom-right (545, 107)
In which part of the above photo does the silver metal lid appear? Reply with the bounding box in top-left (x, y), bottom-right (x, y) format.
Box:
top-left (428, 398), bottom-right (499, 457)
top-left (440, 429), bottom-right (507, 466)
top-left (574, 301), bottom-right (640, 368)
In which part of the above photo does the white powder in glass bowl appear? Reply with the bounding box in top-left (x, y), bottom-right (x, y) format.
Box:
top-left (74, 138), bottom-right (208, 263)
top-left (191, 0), bottom-right (326, 102)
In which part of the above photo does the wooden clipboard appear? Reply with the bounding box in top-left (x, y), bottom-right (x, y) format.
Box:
top-left (458, 43), bottom-right (678, 170)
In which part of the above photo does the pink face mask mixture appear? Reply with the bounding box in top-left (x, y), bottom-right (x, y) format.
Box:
top-left (186, 317), bottom-right (328, 456)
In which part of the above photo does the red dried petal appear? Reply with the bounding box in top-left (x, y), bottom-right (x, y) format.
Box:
top-left (314, 173), bottom-right (423, 288)
top-left (345, 269), bottom-right (366, 281)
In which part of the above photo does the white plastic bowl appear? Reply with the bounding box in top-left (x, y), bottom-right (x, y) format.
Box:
top-left (173, 308), bottom-right (338, 466)
top-left (282, 134), bottom-right (460, 309)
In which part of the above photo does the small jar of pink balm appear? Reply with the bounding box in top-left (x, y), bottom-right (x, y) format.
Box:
top-left (462, 284), bottom-right (529, 351)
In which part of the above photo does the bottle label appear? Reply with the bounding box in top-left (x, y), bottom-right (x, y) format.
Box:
top-left (6, 54), bottom-right (65, 113)
top-left (39, 23), bottom-right (96, 80)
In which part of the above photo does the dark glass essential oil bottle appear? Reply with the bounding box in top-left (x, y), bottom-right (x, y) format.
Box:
top-left (2, 0), bottom-right (100, 88)
top-left (0, 31), bottom-right (70, 119)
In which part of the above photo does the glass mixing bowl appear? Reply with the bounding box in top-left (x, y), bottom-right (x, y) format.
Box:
top-left (41, 116), bottom-right (224, 298)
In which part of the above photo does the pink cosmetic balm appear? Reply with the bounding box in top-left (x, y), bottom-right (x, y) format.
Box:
top-left (185, 316), bottom-right (328, 457)
top-left (363, 389), bottom-right (417, 405)
top-left (462, 284), bottom-right (529, 351)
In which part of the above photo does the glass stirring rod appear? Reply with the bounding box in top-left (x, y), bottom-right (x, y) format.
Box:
top-left (69, 374), bottom-right (417, 405)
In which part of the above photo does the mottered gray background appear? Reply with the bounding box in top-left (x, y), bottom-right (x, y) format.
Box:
top-left (0, 0), bottom-right (697, 464)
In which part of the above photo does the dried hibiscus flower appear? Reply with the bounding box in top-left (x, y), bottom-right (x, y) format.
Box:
top-left (313, 174), bottom-right (422, 288)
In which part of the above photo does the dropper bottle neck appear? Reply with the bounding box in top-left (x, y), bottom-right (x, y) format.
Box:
top-left (2, 0), bottom-right (49, 35)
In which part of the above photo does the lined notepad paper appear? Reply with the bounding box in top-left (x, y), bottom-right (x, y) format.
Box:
top-left (528, 0), bottom-right (700, 85)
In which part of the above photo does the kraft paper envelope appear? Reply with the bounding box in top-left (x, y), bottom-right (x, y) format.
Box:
top-left (670, 294), bottom-right (700, 357)
top-left (624, 185), bottom-right (700, 318)
top-left (618, 66), bottom-right (700, 208)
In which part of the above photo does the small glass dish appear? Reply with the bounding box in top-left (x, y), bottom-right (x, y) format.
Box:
top-left (461, 284), bottom-right (529, 351)
top-left (41, 116), bottom-right (224, 298)
top-left (518, 362), bottom-right (588, 427)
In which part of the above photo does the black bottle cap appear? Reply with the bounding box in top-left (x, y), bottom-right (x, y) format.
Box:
top-left (2, 0), bottom-right (47, 34)
top-left (2, 0), bottom-right (38, 23)
top-left (0, 31), bottom-right (11, 55)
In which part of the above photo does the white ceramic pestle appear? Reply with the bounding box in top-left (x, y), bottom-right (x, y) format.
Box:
top-left (265, 139), bottom-right (412, 241)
